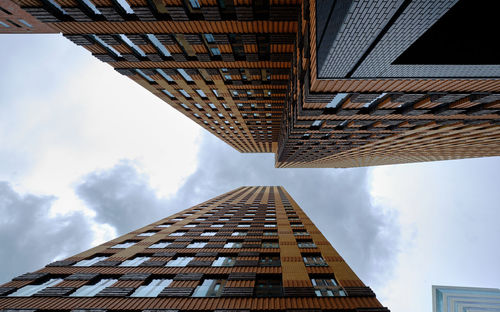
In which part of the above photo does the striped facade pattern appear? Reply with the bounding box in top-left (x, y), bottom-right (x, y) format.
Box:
top-left (276, 0), bottom-right (500, 168)
top-left (0, 186), bottom-right (388, 311)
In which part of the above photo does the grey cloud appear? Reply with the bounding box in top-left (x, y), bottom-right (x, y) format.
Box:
top-left (75, 132), bottom-right (400, 287)
top-left (0, 181), bottom-right (93, 284)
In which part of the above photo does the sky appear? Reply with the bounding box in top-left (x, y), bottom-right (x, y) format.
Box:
top-left (0, 34), bottom-right (499, 312)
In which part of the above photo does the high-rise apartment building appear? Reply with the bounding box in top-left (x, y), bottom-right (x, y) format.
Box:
top-left (432, 285), bottom-right (500, 312)
top-left (1, 0), bottom-right (498, 167)
top-left (0, 186), bottom-right (388, 311)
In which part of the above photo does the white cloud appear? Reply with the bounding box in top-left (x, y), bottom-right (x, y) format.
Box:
top-left (370, 157), bottom-right (500, 312)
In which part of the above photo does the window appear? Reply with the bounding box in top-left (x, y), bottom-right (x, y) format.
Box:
top-left (157, 223), bottom-right (172, 228)
top-left (161, 89), bottom-right (175, 98)
top-left (211, 224), bottom-right (223, 228)
top-left (156, 69), bottom-right (173, 82)
top-left (265, 218), bottom-right (276, 221)
top-left (178, 89), bottom-right (191, 98)
top-left (264, 224), bottom-right (276, 227)
top-left (290, 223), bottom-right (303, 227)
top-left (237, 224), bottom-right (250, 228)
top-left (119, 34), bottom-right (146, 57)
top-left (255, 278), bottom-right (282, 297)
top-left (210, 47), bottom-right (221, 56)
top-left (298, 241), bottom-right (317, 248)
top-left (148, 241), bottom-right (171, 248)
top-left (111, 241), bottom-right (137, 248)
top-left (326, 93), bottom-right (348, 108)
top-left (204, 34), bottom-right (215, 43)
top-left (195, 89), bottom-right (207, 98)
top-left (311, 278), bottom-right (346, 297)
top-left (119, 256), bottom-right (150, 266)
top-left (91, 35), bottom-right (121, 57)
top-left (70, 279), bottom-right (117, 297)
top-left (231, 231), bottom-right (247, 236)
top-left (74, 256), bottom-right (108, 266)
top-left (146, 34), bottom-right (171, 56)
top-left (212, 90), bottom-right (219, 97)
top-left (262, 241), bottom-right (279, 248)
top-left (224, 242), bottom-right (242, 248)
top-left (242, 218), bottom-right (252, 221)
top-left (184, 224), bottom-right (197, 228)
top-left (81, 0), bottom-right (101, 15)
top-left (165, 256), bottom-right (194, 267)
top-left (303, 256), bottom-right (328, 267)
top-left (293, 230), bottom-right (309, 236)
top-left (115, 0), bottom-right (133, 13)
top-left (208, 102), bottom-right (217, 109)
top-left (212, 256), bottom-right (236, 267)
top-left (192, 279), bottom-right (226, 297)
top-left (200, 231), bottom-right (217, 236)
top-left (135, 69), bottom-right (154, 83)
top-left (131, 279), bottom-right (172, 297)
top-left (263, 231), bottom-right (277, 236)
top-left (177, 69), bottom-right (193, 82)
top-left (259, 256), bottom-right (281, 267)
top-left (169, 231), bottom-right (185, 237)
top-left (9, 279), bottom-right (63, 297)
top-left (138, 231), bottom-right (157, 237)
top-left (188, 0), bottom-right (200, 9)
top-left (187, 242), bottom-right (207, 248)
top-left (171, 218), bottom-right (183, 221)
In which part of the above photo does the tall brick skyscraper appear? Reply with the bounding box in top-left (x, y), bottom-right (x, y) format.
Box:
top-left (0, 186), bottom-right (388, 311)
top-left (1, 0), bottom-right (498, 167)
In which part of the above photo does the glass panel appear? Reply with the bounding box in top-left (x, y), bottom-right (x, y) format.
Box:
top-left (147, 34), bottom-right (171, 56)
top-left (74, 256), bottom-right (108, 266)
top-left (9, 279), bottom-right (63, 297)
top-left (192, 279), bottom-right (226, 297)
top-left (130, 279), bottom-right (172, 297)
top-left (70, 279), bottom-right (117, 297)
top-left (165, 257), bottom-right (193, 267)
top-left (119, 256), bottom-right (150, 266)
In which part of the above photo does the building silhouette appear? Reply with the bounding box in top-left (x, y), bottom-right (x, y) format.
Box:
top-left (0, 0), bottom-right (498, 167)
top-left (0, 186), bottom-right (388, 311)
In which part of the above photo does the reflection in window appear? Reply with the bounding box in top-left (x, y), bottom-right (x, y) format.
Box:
top-left (147, 34), bottom-right (171, 56)
top-left (130, 279), bottom-right (172, 297)
top-left (119, 256), bottom-right (150, 267)
top-left (303, 256), bottom-right (328, 267)
top-left (119, 34), bottom-right (146, 57)
top-left (311, 278), bottom-right (346, 297)
top-left (165, 257), bottom-right (193, 267)
top-left (187, 242), bottom-right (207, 248)
top-left (70, 279), bottom-right (117, 297)
top-left (111, 241), bottom-right (136, 248)
top-left (9, 279), bottom-right (63, 297)
top-left (224, 242), bottom-right (242, 248)
top-left (74, 256), bottom-right (107, 266)
top-left (192, 279), bottom-right (226, 297)
top-left (212, 256), bottom-right (236, 267)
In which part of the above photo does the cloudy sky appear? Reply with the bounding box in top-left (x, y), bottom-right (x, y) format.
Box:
top-left (1, 34), bottom-right (499, 312)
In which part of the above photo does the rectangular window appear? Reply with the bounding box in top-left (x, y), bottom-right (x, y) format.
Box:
top-left (81, 0), bottom-right (101, 14)
top-left (184, 224), bottom-right (197, 228)
top-left (210, 47), bottom-right (221, 56)
top-left (259, 256), bottom-right (281, 267)
top-left (192, 279), bottom-right (226, 297)
top-left (311, 278), bottom-right (346, 297)
top-left (148, 241), bottom-right (171, 248)
top-left (70, 279), bottom-right (117, 297)
top-left (156, 223), bottom-right (172, 228)
top-left (138, 231), bottom-right (157, 237)
top-left (237, 224), bottom-right (250, 228)
top-left (8, 279), bottom-right (63, 297)
top-left (178, 89), bottom-right (191, 98)
top-left (264, 224), bottom-right (276, 227)
top-left (115, 0), bottom-right (134, 13)
top-left (135, 69), bottom-right (154, 83)
top-left (111, 241), bottom-right (137, 248)
top-left (165, 256), bottom-right (193, 267)
top-left (200, 231), bottom-right (217, 236)
top-left (156, 69), bottom-right (174, 82)
top-left (188, 0), bottom-right (200, 9)
top-left (212, 256), bottom-right (236, 267)
top-left (146, 34), bottom-right (171, 57)
top-left (263, 231), bottom-right (277, 236)
top-left (119, 256), bottom-right (150, 266)
top-left (131, 279), bottom-right (172, 297)
top-left (120, 34), bottom-right (146, 57)
top-left (255, 279), bottom-right (282, 297)
top-left (298, 241), bottom-right (317, 248)
top-left (303, 256), bottom-right (328, 267)
top-left (261, 241), bottom-right (279, 248)
top-left (326, 93), bottom-right (348, 108)
top-left (169, 232), bottom-right (185, 236)
top-left (224, 242), bottom-right (242, 248)
top-left (91, 35), bottom-right (121, 57)
top-left (161, 89), bottom-right (175, 98)
top-left (204, 34), bottom-right (215, 43)
top-left (195, 89), bottom-right (207, 98)
top-left (211, 224), bottom-right (223, 228)
top-left (74, 256), bottom-right (108, 267)
top-left (231, 231), bottom-right (247, 236)
top-left (177, 69), bottom-right (193, 82)
top-left (187, 242), bottom-right (207, 248)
